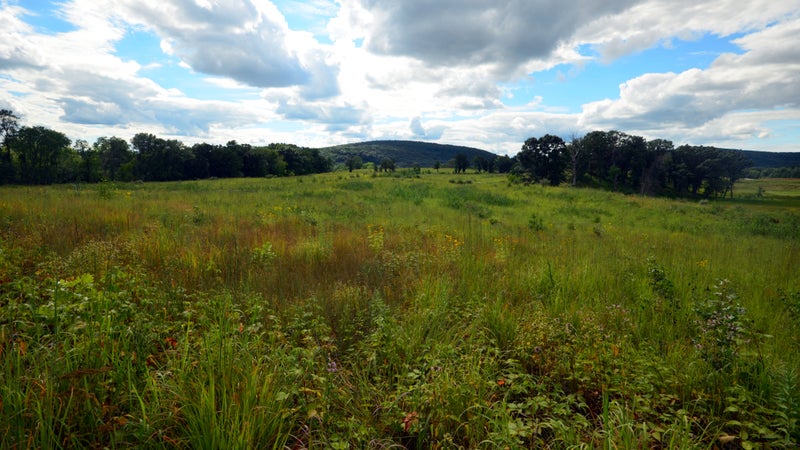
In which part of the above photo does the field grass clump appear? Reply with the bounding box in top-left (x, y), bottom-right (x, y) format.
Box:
top-left (1, 173), bottom-right (799, 448)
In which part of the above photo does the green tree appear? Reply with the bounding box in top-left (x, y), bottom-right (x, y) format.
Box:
top-left (346, 155), bottom-right (363, 172)
top-left (640, 138), bottom-right (673, 195)
top-left (720, 150), bottom-right (751, 198)
top-left (0, 109), bottom-right (20, 184)
top-left (242, 146), bottom-right (282, 177)
top-left (269, 143), bottom-right (332, 176)
top-left (472, 155), bottom-right (489, 173)
top-left (453, 153), bottom-right (469, 174)
top-left (95, 136), bottom-right (133, 181)
top-left (493, 155), bottom-right (514, 174)
top-left (131, 133), bottom-right (191, 181)
top-left (187, 143), bottom-right (213, 179)
top-left (379, 157), bottom-right (396, 172)
top-left (77, 140), bottom-right (103, 183)
top-left (59, 139), bottom-right (101, 183)
top-left (583, 130), bottom-right (613, 183)
top-left (616, 132), bottom-right (647, 191)
top-left (517, 134), bottom-right (568, 185)
top-left (12, 126), bottom-right (70, 185)
top-left (57, 145), bottom-right (83, 183)
top-left (208, 141), bottom-right (244, 178)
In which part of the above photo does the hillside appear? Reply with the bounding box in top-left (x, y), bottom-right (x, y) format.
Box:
top-left (318, 140), bottom-right (498, 168)
top-left (319, 141), bottom-right (800, 171)
top-left (740, 149), bottom-right (800, 168)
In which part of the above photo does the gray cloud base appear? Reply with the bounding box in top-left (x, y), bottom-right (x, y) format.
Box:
top-left (360, 0), bottom-right (640, 70)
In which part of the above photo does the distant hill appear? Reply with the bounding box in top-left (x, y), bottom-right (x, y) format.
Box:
top-left (739, 150), bottom-right (800, 168)
top-left (318, 141), bottom-right (800, 170)
top-left (318, 140), bottom-right (498, 168)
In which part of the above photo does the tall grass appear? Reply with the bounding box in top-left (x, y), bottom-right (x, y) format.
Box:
top-left (1, 173), bottom-right (798, 448)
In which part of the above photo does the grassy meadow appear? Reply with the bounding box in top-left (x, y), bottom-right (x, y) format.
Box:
top-left (1, 171), bottom-right (798, 449)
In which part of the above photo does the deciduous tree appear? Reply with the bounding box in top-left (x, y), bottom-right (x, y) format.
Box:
top-left (0, 109), bottom-right (19, 184)
top-left (517, 134), bottom-right (568, 185)
top-left (453, 153), bottom-right (469, 174)
top-left (12, 126), bottom-right (70, 185)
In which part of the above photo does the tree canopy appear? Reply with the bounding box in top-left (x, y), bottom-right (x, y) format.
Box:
top-left (0, 110), bottom-right (334, 185)
top-left (517, 134), bottom-right (568, 186)
top-left (516, 130), bottom-right (754, 198)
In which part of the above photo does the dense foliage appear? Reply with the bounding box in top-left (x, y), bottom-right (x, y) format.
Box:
top-left (515, 131), bottom-right (754, 198)
top-left (0, 110), bottom-right (332, 185)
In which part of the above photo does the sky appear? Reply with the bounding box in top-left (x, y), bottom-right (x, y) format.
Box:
top-left (1, 0), bottom-right (798, 155)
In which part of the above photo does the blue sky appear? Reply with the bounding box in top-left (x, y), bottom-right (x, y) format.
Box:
top-left (1, 0), bottom-right (798, 154)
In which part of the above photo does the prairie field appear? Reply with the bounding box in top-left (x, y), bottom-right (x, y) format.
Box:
top-left (1, 172), bottom-right (798, 449)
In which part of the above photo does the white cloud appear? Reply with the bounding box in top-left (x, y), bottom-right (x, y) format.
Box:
top-left (578, 16), bottom-right (800, 146)
top-left (0, 4), bottom-right (47, 69)
top-left (101, 0), bottom-right (343, 94)
top-left (575, 0), bottom-right (800, 61)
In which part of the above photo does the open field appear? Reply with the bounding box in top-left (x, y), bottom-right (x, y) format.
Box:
top-left (1, 173), bottom-right (798, 448)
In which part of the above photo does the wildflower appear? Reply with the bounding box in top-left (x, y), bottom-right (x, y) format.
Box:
top-left (164, 337), bottom-right (178, 349)
top-left (327, 359), bottom-right (339, 373)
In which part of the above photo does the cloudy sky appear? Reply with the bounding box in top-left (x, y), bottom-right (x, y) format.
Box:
top-left (1, 0), bottom-right (798, 154)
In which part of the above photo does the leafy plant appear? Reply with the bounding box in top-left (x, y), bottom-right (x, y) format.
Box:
top-left (693, 279), bottom-right (749, 371)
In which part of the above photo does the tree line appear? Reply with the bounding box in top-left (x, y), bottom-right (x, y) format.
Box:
top-left (512, 130), bottom-right (753, 198)
top-left (0, 109), bottom-right (776, 197)
top-left (0, 110), bottom-right (332, 185)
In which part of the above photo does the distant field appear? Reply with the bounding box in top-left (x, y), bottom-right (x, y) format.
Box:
top-left (738, 177), bottom-right (800, 197)
top-left (1, 172), bottom-right (798, 448)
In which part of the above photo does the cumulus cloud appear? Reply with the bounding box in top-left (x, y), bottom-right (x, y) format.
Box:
top-left (355, 0), bottom-right (640, 71)
top-left (108, 0), bottom-right (339, 94)
top-left (0, 4), bottom-right (47, 70)
top-left (275, 97), bottom-right (370, 132)
top-left (409, 117), bottom-right (446, 140)
top-left (573, 0), bottom-right (800, 62)
top-left (0, 0), bottom-right (314, 140)
top-left (579, 16), bottom-right (800, 143)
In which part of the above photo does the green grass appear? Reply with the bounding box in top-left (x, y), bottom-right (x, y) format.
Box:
top-left (1, 172), bottom-right (799, 448)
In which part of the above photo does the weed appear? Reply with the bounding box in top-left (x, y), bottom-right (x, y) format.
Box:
top-left (693, 279), bottom-right (749, 371)
top-left (250, 241), bottom-right (277, 266)
top-left (528, 213), bottom-right (545, 232)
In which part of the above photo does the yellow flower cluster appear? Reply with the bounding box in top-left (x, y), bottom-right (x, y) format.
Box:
top-left (438, 233), bottom-right (464, 261)
top-left (368, 224), bottom-right (385, 252)
top-left (444, 234), bottom-right (463, 249)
